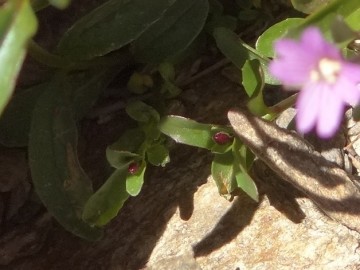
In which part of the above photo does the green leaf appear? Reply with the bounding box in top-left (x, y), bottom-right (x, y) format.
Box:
top-left (126, 162), bottom-right (146, 196)
top-left (159, 115), bottom-right (214, 149)
top-left (239, 143), bottom-right (255, 171)
top-left (291, 0), bottom-right (332, 14)
top-left (158, 62), bottom-right (176, 81)
top-left (133, 0), bottom-right (209, 63)
top-left (242, 59), bottom-right (263, 97)
top-left (211, 151), bottom-right (237, 197)
top-left (210, 142), bottom-right (233, 154)
top-left (213, 27), bottom-right (279, 85)
top-left (345, 7), bottom-right (360, 31)
top-left (30, 0), bottom-right (48, 11)
top-left (106, 128), bottom-right (145, 169)
top-left (0, 0), bottom-right (38, 116)
top-left (161, 80), bottom-right (182, 98)
top-left (126, 101), bottom-right (160, 123)
top-left (48, 0), bottom-right (70, 9)
top-left (146, 144), bottom-right (170, 167)
top-left (57, 0), bottom-right (176, 60)
top-left (0, 83), bottom-right (46, 147)
top-left (232, 140), bottom-right (258, 201)
top-left (290, 0), bottom-right (360, 38)
top-left (72, 69), bottom-right (120, 120)
top-left (256, 18), bottom-right (304, 58)
top-left (29, 82), bottom-right (102, 240)
top-left (159, 62), bottom-right (182, 98)
top-left (107, 150), bottom-right (140, 170)
top-left (242, 59), bottom-right (269, 116)
top-left (0, 69), bottom-right (115, 147)
top-left (234, 170), bottom-right (258, 201)
top-left (82, 167), bottom-right (130, 226)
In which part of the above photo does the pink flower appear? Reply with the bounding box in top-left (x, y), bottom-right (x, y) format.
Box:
top-left (269, 27), bottom-right (360, 138)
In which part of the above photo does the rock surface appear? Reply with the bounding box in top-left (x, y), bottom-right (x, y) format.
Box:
top-left (147, 169), bottom-right (360, 270)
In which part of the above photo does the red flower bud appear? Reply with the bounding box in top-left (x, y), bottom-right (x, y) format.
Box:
top-left (213, 132), bottom-right (233, 145)
top-left (128, 162), bottom-right (139, 174)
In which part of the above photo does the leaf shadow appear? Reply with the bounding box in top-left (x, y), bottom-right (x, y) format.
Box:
top-left (193, 192), bottom-right (259, 258)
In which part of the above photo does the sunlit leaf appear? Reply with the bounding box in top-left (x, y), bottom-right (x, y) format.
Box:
top-left (234, 170), bottom-right (258, 201)
top-left (146, 144), bottom-right (170, 167)
top-left (211, 151), bottom-right (237, 197)
top-left (242, 59), bottom-right (269, 116)
top-left (256, 18), bottom-right (304, 58)
top-left (133, 0), bottom-right (209, 63)
top-left (82, 167), bottom-right (130, 226)
top-left (126, 162), bottom-right (146, 196)
top-left (159, 115), bottom-right (214, 149)
top-left (0, 0), bottom-right (37, 116)
top-left (106, 128), bottom-right (145, 169)
top-left (290, 0), bottom-right (360, 38)
top-left (242, 59), bottom-right (262, 97)
top-left (232, 141), bottom-right (258, 201)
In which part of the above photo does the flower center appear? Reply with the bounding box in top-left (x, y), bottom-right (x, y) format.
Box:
top-left (310, 58), bottom-right (342, 84)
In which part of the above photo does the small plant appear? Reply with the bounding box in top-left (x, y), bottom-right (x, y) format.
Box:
top-left (1, 0), bottom-right (360, 240)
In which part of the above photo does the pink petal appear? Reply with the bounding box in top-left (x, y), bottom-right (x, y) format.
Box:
top-left (333, 76), bottom-right (360, 105)
top-left (301, 27), bottom-right (341, 59)
top-left (342, 62), bottom-right (360, 83)
top-left (295, 83), bottom-right (323, 133)
top-left (270, 40), bottom-right (317, 85)
top-left (316, 88), bottom-right (344, 138)
top-left (269, 60), bottom-right (311, 86)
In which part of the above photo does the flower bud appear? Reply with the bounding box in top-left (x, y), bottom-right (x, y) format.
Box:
top-left (213, 132), bottom-right (233, 145)
top-left (128, 162), bottom-right (139, 174)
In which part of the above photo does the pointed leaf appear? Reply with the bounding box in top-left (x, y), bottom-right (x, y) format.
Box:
top-left (159, 115), bottom-right (214, 149)
top-left (235, 170), bottom-right (258, 201)
top-left (211, 151), bottom-right (237, 196)
top-left (213, 27), bottom-right (279, 85)
top-left (82, 167), bottom-right (130, 226)
top-left (0, 0), bottom-right (37, 116)
top-left (106, 128), bottom-right (145, 168)
top-left (242, 59), bottom-right (263, 97)
top-left (242, 59), bottom-right (269, 116)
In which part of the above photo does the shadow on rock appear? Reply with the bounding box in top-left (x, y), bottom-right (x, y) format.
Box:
top-left (193, 193), bottom-right (259, 258)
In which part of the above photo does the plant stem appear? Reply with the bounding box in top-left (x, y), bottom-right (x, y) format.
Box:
top-left (263, 93), bottom-right (298, 120)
